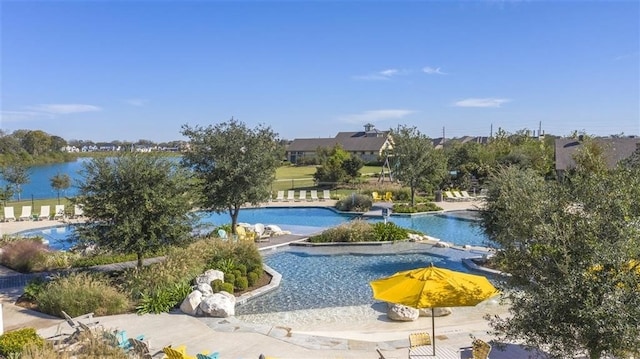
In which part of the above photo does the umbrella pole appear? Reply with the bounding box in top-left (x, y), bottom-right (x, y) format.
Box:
top-left (432, 308), bottom-right (435, 356)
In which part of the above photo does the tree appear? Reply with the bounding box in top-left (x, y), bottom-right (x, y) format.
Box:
top-left (181, 119), bottom-right (281, 234)
top-left (50, 173), bottom-right (71, 205)
top-left (479, 157), bottom-right (640, 358)
top-left (75, 153), bottom-right (196, 268)
top-left (313, 144), bottom-right (363, 186)
top-left (1, 164), bottom-right (30, 201)
top-left (390, 125), bottom-right (447, 206)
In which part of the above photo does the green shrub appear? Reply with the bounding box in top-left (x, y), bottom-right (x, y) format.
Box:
top-left (247, 272), bottom-right (259, 286)
top-left (36, 272), bottom-right (130, 317)
top-left (334, 194), bottom-right (372, 212)
top-left (135, 282), bottom-right (191, 314)
top-left (22, 277), bottom-right (47, 301)
top-left (309, 220), bottom-right (375, 243)
top-left (0, 239), bottom-right (48, 273)
top-left (0, 328), bottom-right (45, 357)
top-left (235, 276), bottom-right (249, 291)
top-left (392, 188), bottom-right (411, 201)
top-left (372, 222), bottom-right (408, 242)
top-left (220, 282), bottom-right (234, 294)
top-left (224, 273), bottom-right (236, 285)
top-left (232, 269), bottom-right (242, 279)
top-left (235, 263), bottom-right (247, 276)
top-left (211, 279), bottom-right (223, 292)
top-left (72, 252), bottom-right (138, 267)
top-left (392, 202), bottom-right (442, 213)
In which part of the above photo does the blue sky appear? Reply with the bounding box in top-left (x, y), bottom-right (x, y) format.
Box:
top-left (2, 1), bottom-right (638, 143)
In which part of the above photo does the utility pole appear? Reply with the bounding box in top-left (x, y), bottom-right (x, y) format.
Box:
top-left (442, 126), bottom-right (446, 146)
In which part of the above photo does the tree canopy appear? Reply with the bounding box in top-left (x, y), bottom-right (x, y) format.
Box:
top-left (390, 125), bottom-right (447, 206)
top-left (75, 153), bottom-right (196, 268)
top-left (313, 144), bottom-right (363, 187)
top-left (50, 172), bottom-right (71, 205)
top-left (480, 145), bottom-right (640, 358)
top-left (181, 119), bottom-right (281, 233)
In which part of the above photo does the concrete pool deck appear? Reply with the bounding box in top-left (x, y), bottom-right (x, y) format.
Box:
top-left (0, 199), bottom-right (550, 358)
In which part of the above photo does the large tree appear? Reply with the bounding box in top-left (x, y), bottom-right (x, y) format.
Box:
top-left (1, 164), bottom-right (30, 201)
top-left (480, 148), bottom-right (640, 358)
top-left (181, 119), bottom-right (281, 234)
top-left (50, 172), bottom-right (71, 205)
top-left (75, 153), bottom-right (196, 268)
top-left (313, 144), bottom-right (363, 186)
top-left (390, 125), bottom-right (447, 206)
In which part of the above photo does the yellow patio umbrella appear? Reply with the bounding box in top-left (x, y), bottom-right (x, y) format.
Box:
top-left (370, 264), bottom-right (499, 356)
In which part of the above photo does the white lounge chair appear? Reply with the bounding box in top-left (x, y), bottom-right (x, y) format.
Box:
top-left (253, 223), bottom-right (270, 242)
top-left (54, 205), bottom-right (66, 219)
top-left (460, 191), bottom-right (476, 201)
top-left (275, 191), bottom-right (285, 202)
top-left (38, 205), bottom-right (51, 220)
top-left (3, 207), bottom-right (16, 222)
top-left (286, 190), bottom-right (295, 202)
top-left (310, 190), bottom-right (319, 201)
top-left (322, 190), bottom-right (331, 201)
top-left (19, 206), bottom-right (32, 221)
top-left (443, 191), bottom-right (457, 202)
top-left (452, 191), bottom-right (466, 201)
top-left (297, 190), bottom-right (307, 202)
top-left (73, 204), bottom-right (84, 218)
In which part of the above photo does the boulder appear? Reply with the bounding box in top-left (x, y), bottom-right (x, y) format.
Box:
top-left (387, 303), bottom-right (419, 321)
top-left (195, 269), bottom-right (224, 285)
top-left (199, 292), bottom-right (236, 317)
top-left (197, 283), bottom-right (213, 296)
top-left (434, 241), bottom-right (451, 248)
top-left (419, 307), bottom-right (452, 317)
top-left (180, 290), bottom-right (203, 316)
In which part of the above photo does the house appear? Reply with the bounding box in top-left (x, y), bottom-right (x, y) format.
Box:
top-left (286, 124), bottom-right (393, 164)
top-left (554, 136), bottom-right (640, 179)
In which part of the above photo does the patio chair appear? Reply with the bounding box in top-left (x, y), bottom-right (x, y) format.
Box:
top-left (54, 204), bottom-right (66, 220)
top-left (371, 191), bottom-right (382, 201)
top-left (3, 206), bottom-right (16, 222)
top-left (73, 204), bottom-right (85, 218)
top-left (19, 205), bottom-right (32, 221)
top-left (297, 190), bottom-right (307, 201)
top-left (286, 190), bottom-right (295, 202)
top-left (129, 337), bottom-right (161, 359)
top-left (61, 310), bottom-right (100, 330)
top-left (38, 205), bottom-right (51, 220)
top-left (443, 191), bottom-right (458, 202)
top-left (452, 191), bottom-right (466, 201)
top-left (104, 329), bottom-right (145, 351)
top-left (376, 348), bottom-right (388, 359)
top-left (321, 190), bottom-right (331, 201)
top-left (471, 339), bottom-right (491, 359)
top-left (275, 190), bottom-right (285, 201)
top-left (163, 345), bottom-right (197, 359)
top-left (460, 191), bottom-right (476, 201)
top-left (217, 229), bottom-right (228, 240)
top-left (384, 191), bottom-right (393, 202)
top-left (235, 225), bottom-right (254, 242)
top-left (197, 352), bottom-right (220, 359)
top-left (408, 332), bottom-right (432, 359)
top-left (253, 223), bottom-right (270, 242)
top-left (310, 190), bottom-right (319, 201)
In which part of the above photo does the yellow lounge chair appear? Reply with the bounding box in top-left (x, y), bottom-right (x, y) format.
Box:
top-left (472, 339), bottom-right (491, 359)
top-left (235, 225), bottom-right (255, 241)
top-left (384, 191), bottom-right (393, 202)
top-left (163, 345), bottom-right (197, 359)
top-left (371, 191), bottom-right (382, 201)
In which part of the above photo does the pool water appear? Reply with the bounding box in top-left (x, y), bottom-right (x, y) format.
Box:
top-left (236, 245), bottom-right (471, 315)
top-left (16, 207), bottom-right (488, 250)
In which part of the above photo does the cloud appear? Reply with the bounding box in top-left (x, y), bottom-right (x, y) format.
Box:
top-left (338, 109), bottom-right (415, 124)
top-left (454, 98), bottom-right (510, 108)
top-left (0, 111), bottom-right (54, 123)
top-left (353, 68), bottom-right (407, 81)
top-left (28, 104), bottom-right (102, 114)
top-left (422, 66), bottom-right (447, 75)
top-left (125, 98), bottom-right (147, 107)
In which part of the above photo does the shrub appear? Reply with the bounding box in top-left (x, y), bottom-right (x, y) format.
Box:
top-left (220, 282), bottom-right (234, 294)
top-left (372, 222), bottom-right (408, 242)
top-left (20, 327), bottom-right (129, 359)
top-left (247, 272), bottom-right (259, 287)
top-left (0, 328), bottom-right (45, 357)
top-left (135, 282), bottom-right (191, 314)
top-left (36, 272), bottom-right (130, 317)
top-left (392, 202), bottom-right (443, 213)
top-left (0, 239), bottom-right (49, 272)
top-left (211, 279), bottom-right (223, 292)
top-left (309, 220), bottom-right (375, 243)
top-left (72, 253), bottom-right (138, 267)
top-left (29, 251), bottom-right (74, 272)
top-left (235, 276), bottom-right (249, 291)
top-left (335, 194), bottom-right (372, 212)
top-left (235, 263), bottom-right (247, 276)
top-left (224, 273), bottom-right (236, 285)
top-left (22, 277), bottom-right (47, 301)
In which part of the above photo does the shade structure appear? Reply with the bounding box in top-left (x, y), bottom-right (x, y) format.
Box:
top-left (370, 264), bottom-right (499, 356)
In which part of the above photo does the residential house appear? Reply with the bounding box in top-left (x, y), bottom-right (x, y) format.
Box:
top-left (286, 124), bottom-right (393, 164)
top-left (554, 136), bottom-right (640, 179)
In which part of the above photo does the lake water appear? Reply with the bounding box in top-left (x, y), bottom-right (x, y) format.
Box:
top-left (1, 159), bottom-right (89, 200)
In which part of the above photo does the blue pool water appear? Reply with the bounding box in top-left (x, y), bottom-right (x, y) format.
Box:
top-left (16, 207), bottom-right (488, 250)
top-left (236, 245), bottom-right (471, 315)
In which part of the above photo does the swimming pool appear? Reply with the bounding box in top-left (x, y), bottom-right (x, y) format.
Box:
top-left (16, 207), bottom-right (489, 250)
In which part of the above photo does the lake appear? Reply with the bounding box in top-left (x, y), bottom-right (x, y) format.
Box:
top-left (1, 159), bottom-right (90, 200)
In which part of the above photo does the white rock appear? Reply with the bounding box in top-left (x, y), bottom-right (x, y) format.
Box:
top-left (197, 283), bottom-right (213, 296)
top-left (199, 292), bottom-right (236, 317)
top-left (387, 303), bottom-right (419, 321)
top-left (434, 241), bottom-right (451, 248)
top-left (179, 290), bottom-right (203, 316)
top-left (419, 307), bottom-right (452, 317)
top-left (195, 269), bottom-right (224, 285)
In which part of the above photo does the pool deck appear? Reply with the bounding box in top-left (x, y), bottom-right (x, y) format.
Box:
top-left (0, 199), bottom-right (549, 358)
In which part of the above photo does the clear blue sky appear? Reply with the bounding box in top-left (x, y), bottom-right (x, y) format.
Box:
top-left (2, 1), bottom-right (638, 143)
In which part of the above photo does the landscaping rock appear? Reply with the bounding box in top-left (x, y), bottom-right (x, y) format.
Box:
top-left (195, 269), bottom-right (224, 285)
top-left (199, 292), bottom-right (236, 317)
top-left (180, 290), bottom-right (203, 316)
top-left (387, 303), bottom-right (419, 321)
top-left (419, 307), bottom-right (452, 317)
top-left (434, 241), bottom-right (451, 248)
top-left (197, 283), bottom-right (213, 296)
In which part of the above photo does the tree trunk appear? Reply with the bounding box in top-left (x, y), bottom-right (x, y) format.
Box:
top-left (137, 252), bottom-right (143, 269)
top-left (410, 183), bottom-right (416, 207)
top-left (230, 206), bottom-right (240, 234)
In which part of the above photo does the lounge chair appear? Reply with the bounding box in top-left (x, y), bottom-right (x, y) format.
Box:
top-left (54, 204), bottom-right (66, 220)
top-left (3, 207), bottom-right (16, 222)
top-left (471, 338), bottom-right (492, 359)
top-left (253, 223), bottom-right (270, 242)
top-left (129, 337), bottom-right (161, 359)
top-left (297, 190), bottom-right (307, 201)
top-left (61, 310), bottom-right (100, 330)
top-left (73, 204), bottom-right (84, 218)
top-left (376, 348), bottom-right (388, 359)
top-left (286, 190), bottom-right (295, 202)
top-left (408, 332), bottom-right (432, 359)
top-left (217, 229), bottom-right (228, 240)
top-left (321, 190), bottom-right (331, 201)
top-left (275, 191), bottom-right (285, 201)
top-left (452, 191), bottom-right (466, 201)
top-left (310, 190), bottom-right (319, 201)
top-left (197, 352), bottom-right (220, 359)
top-left (19, 206), bottom-right (32, 221)
top-left (371, 191), bottom-right (382, 201)
top-left (443, 191), bottom-right (459, 202)
top-left (460, 191), bottom-right (476, 201)
top-left (104, 329), bottom-right (144, 351)
top-left (384, 191), bottom-right (393, 202)
top-left (38, 205), bottom-right (51, 220)
top-left (163, 345), bottom-right (198, 359)
top-left (235, 225), bottom-right (254, 242)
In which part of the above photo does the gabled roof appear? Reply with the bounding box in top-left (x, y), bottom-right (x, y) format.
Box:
top-left (287, 136), bottom-right (390, 152)
top-left (554, 137), bottom-right (640, 170)
top-left (335, 129), bottom-right (388, 140)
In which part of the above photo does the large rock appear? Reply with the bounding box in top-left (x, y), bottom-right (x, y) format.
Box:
top-left (195, 269), bottom-right (224, 285)
top-left (199, 292), bottom-right (236, 317)
top-left (387, 303), bottom-right (419, 321)
top-left (419, 307), bottom-right (452, 317)
top-left (197, 283), bottom-right (213, 296)
top-left (180, 290), bottom-right (203, 316)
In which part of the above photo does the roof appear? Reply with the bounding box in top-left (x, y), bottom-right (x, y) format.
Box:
top-left (334, 129), bottom-right (388, 140)
top-left (287, 136), bottom-right (390, 152)
top-left (554, 137), bottom-right (640, 170)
